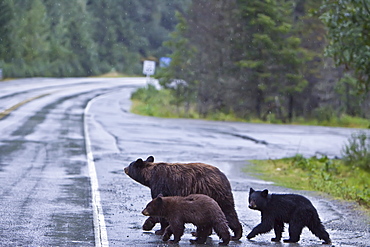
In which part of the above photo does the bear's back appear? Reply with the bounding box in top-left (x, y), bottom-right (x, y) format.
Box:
top-left (150, 162), bottom-right (231, 198)
top-left (164, 194), bottom-right (227, 224)
top-left (267, 194), bottom-right (318, 221)
top-left (273, 194), bottom-right (315, 208)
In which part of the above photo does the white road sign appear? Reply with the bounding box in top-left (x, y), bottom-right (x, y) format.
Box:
top-left (143, 60), bottom-right (156, 76)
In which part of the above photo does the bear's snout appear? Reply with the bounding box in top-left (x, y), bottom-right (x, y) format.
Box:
top-left (142, 209), bottom-right (150, 216)
top-left (124, 167), bottom-right (128, 174)
top-left (249, 201), bottom-right (257, 209)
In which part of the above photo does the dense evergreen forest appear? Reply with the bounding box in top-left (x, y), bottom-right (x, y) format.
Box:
top-left (0, 0), bottom-right (369, 122)
top-left (0, 0), bottom-right (190, 77)
top-left (155, 0), bottom-right (370, 122)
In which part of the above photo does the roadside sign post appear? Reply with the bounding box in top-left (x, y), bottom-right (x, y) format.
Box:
top-left (143, 60), bottom-right (156, 84)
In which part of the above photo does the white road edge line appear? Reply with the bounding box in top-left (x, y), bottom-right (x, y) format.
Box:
top-left (84, 97), bottom-right (109, 247)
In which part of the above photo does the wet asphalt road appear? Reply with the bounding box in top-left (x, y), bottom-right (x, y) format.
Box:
top-left (0, 78), bottom-right (369, 247)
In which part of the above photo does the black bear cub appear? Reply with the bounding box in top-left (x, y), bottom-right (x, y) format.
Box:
top-left (247, 188), bottom-right (331, 244)
top-left (142, 194), bottom-right (230, 245)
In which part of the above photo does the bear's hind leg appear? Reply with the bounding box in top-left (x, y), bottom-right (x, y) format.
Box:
top-left (223, 206), bottom-right (243, 240)
top-left (308, 222), bottom-right (332, 244)
top-left (169, 224), bottom-right (185, 243)
top-left (162, 226), bottom-right (173, 242)
top-left (229, 220), bottom-right (243, 241)
top-left (284, 221), bottom-right (303, 243)
top-left (213, 221), bottom-right (231, 245)
top-left (190, 225), bottom-right (210, 244)
top-left (271, 221), bottom-right (284, 242)
top-left (191, 225), bottom-right (212, 237)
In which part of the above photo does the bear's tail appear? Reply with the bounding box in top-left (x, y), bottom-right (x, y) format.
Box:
top-left (213, 221), bottom-right (230, 245)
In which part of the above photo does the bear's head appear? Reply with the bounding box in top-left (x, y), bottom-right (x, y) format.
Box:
top-left (248, 188), bottom-right (269, 211)
top-left (124, 156), bottom-right (154, 187)
top-left (142, 194), bottom-right (164, 217)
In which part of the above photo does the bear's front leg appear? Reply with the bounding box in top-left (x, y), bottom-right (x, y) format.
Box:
top-left (247, 222), bottom-right (273, 240)
top-left (246, 230), bottom-right (257, 239)
top-left (142, 216), bottom-right (159, 231)
top-left (271, 221), bottom-right (284, 242)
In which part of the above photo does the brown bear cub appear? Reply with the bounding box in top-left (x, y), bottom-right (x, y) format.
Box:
top-left (247, 188), bottom-right (331, 244)
top-left (142, 194), bottom-right (231, 245)
top-left (124, 156), bottom-right (242, 240)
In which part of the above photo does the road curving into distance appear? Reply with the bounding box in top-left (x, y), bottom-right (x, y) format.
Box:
top-left (0, 77), bottom-right (146, 246)
top-left (0, 77), bottom-right (368, 247)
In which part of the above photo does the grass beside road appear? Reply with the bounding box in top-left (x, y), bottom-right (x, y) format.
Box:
top-left (130, 85), bottom-right (370, 129)
top-left (94, 71), bottom-right (132, 78)
top-left (244, 155), bottom-right (370, 213)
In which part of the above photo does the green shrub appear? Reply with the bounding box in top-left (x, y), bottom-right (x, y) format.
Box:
top-left (130, 84), bottom-right (159, 101)
top-left (341, 131), bottom-right (370, 171)
top-left (313, 105), bottom-right (335, 123)
top-left (291, 154), bottom-right (338, 174)
top-left (130, 85), bottom-right (179, 117)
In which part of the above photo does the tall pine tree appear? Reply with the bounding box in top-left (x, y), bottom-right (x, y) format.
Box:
top-left (237, 0), bottom-right (308, 121)
top-left (0, 0), bottom-right (12, 64)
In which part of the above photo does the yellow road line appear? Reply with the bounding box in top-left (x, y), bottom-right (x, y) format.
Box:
top-left (0, 93), bottom-right (50, 120)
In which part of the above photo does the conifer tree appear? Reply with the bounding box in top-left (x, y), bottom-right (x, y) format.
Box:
top-left (0, 0), bottom-right (12, 63)
top-left (237, 0), bottom-right (308, 121)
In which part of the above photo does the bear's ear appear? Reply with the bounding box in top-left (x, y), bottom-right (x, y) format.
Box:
top-left (155, 194), bottom-right (163, 204)
top-left (261, 189), bottom-right (269, 198)
top-left (249, 188), bottom-right (255, 195)
top-left (135, 158), bottom-right (144, 166)
top-left (146, 156), bottom-right (154, 162)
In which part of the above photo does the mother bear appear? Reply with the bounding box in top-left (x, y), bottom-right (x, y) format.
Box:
top-left (124, 156), bottom-right (243, 240)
